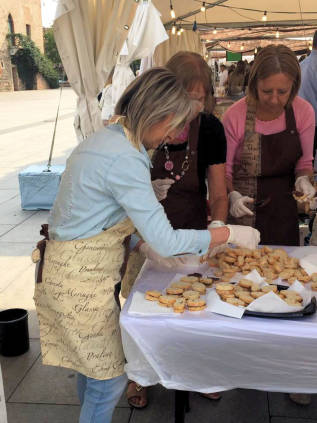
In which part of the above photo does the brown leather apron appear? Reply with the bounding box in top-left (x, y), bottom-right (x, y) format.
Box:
top-left (232, 102), bottom-right (302, 246)
top-left (151, 117), bottom-right (208, 230)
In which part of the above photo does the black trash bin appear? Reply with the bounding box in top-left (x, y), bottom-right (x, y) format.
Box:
top-left (0, 308), bottom-right (29, 357)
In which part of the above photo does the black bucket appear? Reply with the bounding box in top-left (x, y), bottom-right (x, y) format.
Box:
top-left (0, 308), bottom-right (29, 357)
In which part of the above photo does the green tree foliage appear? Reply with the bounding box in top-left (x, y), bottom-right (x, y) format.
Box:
top-left (7, 33), bottom-right (59, 89)
top-left (44, 28), bottom-right (62, 71)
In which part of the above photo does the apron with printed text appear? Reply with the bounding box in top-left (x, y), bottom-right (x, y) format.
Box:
top-left (34, 218), bottom-right (135, 380)
top-left (232, 101), bottom-right (302, 245)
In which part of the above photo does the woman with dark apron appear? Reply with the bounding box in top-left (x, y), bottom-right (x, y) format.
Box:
top-left (224, 45), bottom-right (315, 247)
top-left (223, 45), bottom-right (315, 404)
top-left (126, 52), bottom-right (229, 408)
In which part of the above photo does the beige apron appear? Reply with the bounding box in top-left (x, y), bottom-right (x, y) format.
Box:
top-left (232, 99), bottom-right (261, 227)
top-left (34, 217), bottom-right (135, 380)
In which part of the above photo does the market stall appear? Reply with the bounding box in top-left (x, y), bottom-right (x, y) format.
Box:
top-left (120, 246), bottom-right (317, 421)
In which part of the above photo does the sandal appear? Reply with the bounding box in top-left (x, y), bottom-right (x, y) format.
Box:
top-left (289, 393), bottom-right (311, 405)
top-left (127, 380), bottom-right (148, 409)
top-left (199, 392), bottom-right (222, 401)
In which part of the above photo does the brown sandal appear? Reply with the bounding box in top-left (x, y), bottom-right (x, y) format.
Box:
top-left (199, 392), bottom-right (222, 401)
top-left (127, 380), bottom-right (148, 409)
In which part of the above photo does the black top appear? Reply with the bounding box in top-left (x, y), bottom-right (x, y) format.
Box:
top-left (163, 113), bottom-right (227, 196)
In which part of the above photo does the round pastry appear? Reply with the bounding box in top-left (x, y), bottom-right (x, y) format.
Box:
top-left (187, 298), bottom-right (206, 307)
top-left (158, 295), bottom-right (179, 306)
top-left (261, 285), bottom-right (278, 293)
top-left (226, 297), bottom-right (246, 307)
top-left (182, 290), bottom-right (200, 300)
top-left (166, 287), bottom-right (183, 295)
top-left (239, 279), bottom-right (253, 288)
top-left (145, 290), bottom-right (161, 301)
top-left (192, 282), bottom-right (206, 294)
top-left (215, 283), bottom-right (234, 292)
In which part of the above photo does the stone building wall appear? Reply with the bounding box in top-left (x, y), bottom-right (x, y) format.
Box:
top-left (0, 0), bottom-right (44, 91)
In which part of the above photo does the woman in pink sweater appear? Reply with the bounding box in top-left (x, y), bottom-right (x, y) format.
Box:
top-left (223, 45), bottom-right (315, 246)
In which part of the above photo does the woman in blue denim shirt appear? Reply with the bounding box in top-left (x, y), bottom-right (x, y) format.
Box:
top-left (35, 68), bottom-right (260, 423)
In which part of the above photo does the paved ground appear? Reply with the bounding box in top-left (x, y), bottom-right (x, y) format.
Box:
top-left (0, 89), bottom-right (316, 423)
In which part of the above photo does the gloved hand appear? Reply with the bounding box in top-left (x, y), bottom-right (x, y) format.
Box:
top-left (226, 224), bottom-right (260, 250)
top-left (229, 191), bottom-right (254, 218)
top-left (203, 244), bottom-right (227, 261)
top-left (310, 197), bottom-right (317, 210)
top-left (152, 178), bottom-right (175, 201)
top-left (139, 243), bottom-right (184, 269)
top-left (295, 176), bottom-right (316, 199)
top-left (208, 220), bottom-right (225, 228)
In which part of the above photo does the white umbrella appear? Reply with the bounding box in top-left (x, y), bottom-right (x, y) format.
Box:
top-left (111, 0), bottom-right (168, 110)
top-left (53, 0), bottom-right (138, 141)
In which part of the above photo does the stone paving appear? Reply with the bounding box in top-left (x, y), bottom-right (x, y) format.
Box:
top-left (0, 89), bottom-right (316, 423)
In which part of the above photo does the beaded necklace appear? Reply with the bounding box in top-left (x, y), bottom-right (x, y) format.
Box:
top-left (163, 139), bottom-right (191, 181)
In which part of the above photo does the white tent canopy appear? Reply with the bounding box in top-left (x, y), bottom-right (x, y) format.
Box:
top-left (53, 0), bottom-right (317, 139)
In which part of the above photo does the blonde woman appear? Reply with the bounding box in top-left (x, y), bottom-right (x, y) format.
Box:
top-left (34, 67), bottom-right (260, 423)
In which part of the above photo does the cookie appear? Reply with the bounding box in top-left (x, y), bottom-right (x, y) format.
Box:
top-left (188, 305), bottom-right (207, 312)
top-left (312, 282), bottom-right (317, 291)
top-left (145, 290), bottom-right (161, 301)
top-left (170, 281), bottom-right (192, 290)
top-left (180, 276), bottom-right (199, 283)
top-left (311, 273), bottom-right (317, 283)
top-left (159, 295), bottom-right (178, 306)
top-left (239, 279), bottom-right (253, 288)
top-left (236, 292), bottom-right (254, 304)
top-left (166, 287), bottom-right (183, 295)
top-left (261, 285), bottom-right (278, 293)
top-left (226, 297), bottom-right (246, 307)
top-left (251, 291), bottom-right (266, 299)
top-left (173, 298), bottom-right (185, 313)
top-left (216, 283), bottom-right (234, 292)
top-left (200, 277), bottom-right (214, 286)
top-left (251, 282), bottom-right (260, 292)
top-left (219, 291), bottom-right (235, 299)
top-left (182, 290), bottom-right (200, 300)
top-left (187, 298), bottom-right (206, 307)
top-left (192, 282), bottom-right (206, 294)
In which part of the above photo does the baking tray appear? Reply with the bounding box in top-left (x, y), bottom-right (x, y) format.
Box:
top-left (244, 294), bottom-right (316, 319)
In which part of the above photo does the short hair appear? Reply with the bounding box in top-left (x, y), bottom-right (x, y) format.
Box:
top-left (247, 44), bottom-right (300, 107)
top-left (313, 30), bottom-right (317, 49)
top-left (165, 51), bottom-right (214, 113)
top-left (115, 67), bottom-right (198, 148)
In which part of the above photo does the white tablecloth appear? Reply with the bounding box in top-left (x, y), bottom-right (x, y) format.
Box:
top-left (120, 246), bottom-right (317, 394)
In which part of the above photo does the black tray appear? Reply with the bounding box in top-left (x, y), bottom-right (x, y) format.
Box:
top-left (244, 296), bottom-right (316, 319)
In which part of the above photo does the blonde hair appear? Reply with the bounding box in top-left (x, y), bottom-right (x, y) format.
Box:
top-left (248, 44), bottom-right (300, 107)
top-left (166, 51), bottom-right (214, 113)
top-left (115, 67), bottom-right (198, 148)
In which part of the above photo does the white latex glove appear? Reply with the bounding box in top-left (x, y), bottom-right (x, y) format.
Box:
top-left (226, 224), bottom-right (260, 250)
top-left (229, 191), bottom-right (254, 218)
top-left (203, 244), bottom-right (227, 261)
top-left (310, 197), bottom-right (317, 210)
top-left (139, 243), bottom-right (184, 269)
top-left (152, 178), bottom-right (175, 201)
top-left (295, 176), bottom-right (316, 199)
top-left (208, 220), bottom-right (225, 228)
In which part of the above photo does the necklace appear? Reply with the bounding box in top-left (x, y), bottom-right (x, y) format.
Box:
top-left (164, 140), bottom-right (190, 181)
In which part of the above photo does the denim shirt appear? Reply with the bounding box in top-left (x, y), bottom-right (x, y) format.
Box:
top-left (48, 124), bottom-right (210, 257)
top-left (299, 50), bottom-right (317, 122)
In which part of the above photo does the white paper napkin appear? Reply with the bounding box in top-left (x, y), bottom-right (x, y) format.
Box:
top-left (299, 253), bottom-right (317, 276)
top-left (205, 270), bottom-right (312, 318)
top-left (128, 291), bottom-right (175, 316)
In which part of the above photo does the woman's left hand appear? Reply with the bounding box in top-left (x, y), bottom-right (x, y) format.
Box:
top-left (295, 176), bottom-right (316, 199)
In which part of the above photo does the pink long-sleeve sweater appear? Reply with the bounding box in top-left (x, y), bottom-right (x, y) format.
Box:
top-left (223, 96), bottom-right (315, 179)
